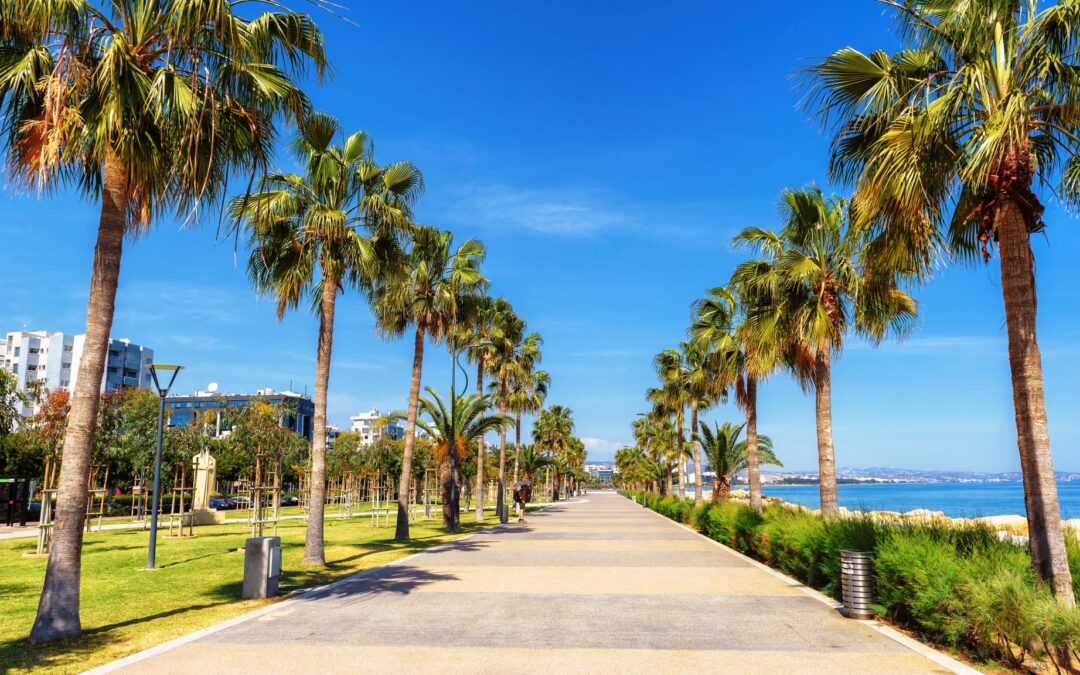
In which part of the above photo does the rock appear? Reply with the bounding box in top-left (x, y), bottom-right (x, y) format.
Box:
top-left (904, 509), bottom-right (947, 520)
top-left (975, 514), bottom-right (1026, 527)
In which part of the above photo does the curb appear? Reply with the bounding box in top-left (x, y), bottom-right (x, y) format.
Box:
top-left (628, 494), bottom-right (979, 675)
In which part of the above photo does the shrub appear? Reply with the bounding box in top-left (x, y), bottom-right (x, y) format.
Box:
top-left (630, 490), bottom-right (1080, 669)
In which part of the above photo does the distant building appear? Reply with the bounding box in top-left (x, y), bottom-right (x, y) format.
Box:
top-left (2, 330), bottom-right (153, 416)
top-left (164, 387), bottom-right (315, 441)
top-left (585, 463), bottom-right (615, 484)
top-left (349, 408), bottom-right (405, 445)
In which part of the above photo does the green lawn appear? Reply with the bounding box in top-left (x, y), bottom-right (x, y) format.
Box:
top-left (0, 509), bottom-right (500, 674)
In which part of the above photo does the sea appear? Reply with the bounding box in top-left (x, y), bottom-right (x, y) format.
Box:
top-left (747, 481), bottom-right (1080, 519)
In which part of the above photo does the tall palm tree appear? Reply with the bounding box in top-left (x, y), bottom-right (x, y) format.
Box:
top-left (489, 329), bottom-right (539, 514)
top-left (699, 421), bottom-right (780, 502)
top-left (400, 387), bottom-right (511, 528)
top-left (691, 285), bottom-right (784, 512)
top-left (503, 332), bottom-right (544, 486)
top-left (533, 405), bottom-right (575, 498)
top-left (510, 368), bottom-right (550, 483)
top-left (677, 342), bottom-right (727, 505)
top-left (1, 1), bottom-right (328, 643)
top-left (804, 0), bottom-right (1080, 603)
top-left (236, 114), bottom-right (422, 566)
top-left (374, 227), bottom-right (487, 541)
top-left (460, 296), bottom-right (516, 521)
top-left (732, 188), bottom-right (915, 518)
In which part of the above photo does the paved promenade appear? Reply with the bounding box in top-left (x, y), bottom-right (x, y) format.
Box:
top-left (103, 492), bottom-right (965, 674)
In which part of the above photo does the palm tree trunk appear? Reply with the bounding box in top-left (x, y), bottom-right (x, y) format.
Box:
top-left (676, 410), bottom-right (686, 500)
top-left (745, 376), bottom-right (762, 512)
top-left (691, 400), bottom-right (702, 506)
top-left (440, 455), bottom-right (453, 527)
top-left (513, 412), bottom-right (522, 484)
top-left (474, 365), bottom-right (484, 522)
top-left (395, 326), bottom-right (425, 541)
top-left (31, 151), bottom-right (127, 644)
top-left (663, 459), bottom-right (672, 496)
top-left (716, 475), bottom-right (731, 502)
top-left (997, 199), bottom-right (1075, 604)
top-left (815, 346), bottom-right (839, 518)
top-left (303, 276), bottom-right (337, 566)
top-left (496, 396), bottom-right (508, 519)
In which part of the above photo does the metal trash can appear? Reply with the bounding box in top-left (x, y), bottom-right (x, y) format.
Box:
top-left (840, 549), bottom-right (875, 619)
top-left (243, 536), bottom-right (281, 599)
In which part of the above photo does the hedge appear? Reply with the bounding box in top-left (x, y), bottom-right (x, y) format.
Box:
top-left (625, 490), bottom-right (1080, 670)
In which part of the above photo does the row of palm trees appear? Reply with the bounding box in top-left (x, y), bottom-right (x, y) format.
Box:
top-left (0, 0), bottom-right (577, 645)
top-left (624, 0), bottom-right (1080, 606)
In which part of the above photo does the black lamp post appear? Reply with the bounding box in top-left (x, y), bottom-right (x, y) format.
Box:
top-left (147, 363), bottom-right (182, 570)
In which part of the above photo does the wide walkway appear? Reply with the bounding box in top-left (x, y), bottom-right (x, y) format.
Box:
top-left (104, 492), bottom-right (963, 674)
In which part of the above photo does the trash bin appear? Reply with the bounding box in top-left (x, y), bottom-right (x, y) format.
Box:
top-left (243, 536), bottom-right (281, 599)
top-left (840, 549), bottom-right (875, 619)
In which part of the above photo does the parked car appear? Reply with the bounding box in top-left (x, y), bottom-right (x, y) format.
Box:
top-left (208, 497), bottom-right (234, 510)
top-left (232, 496), bottom-right (251, 509)
top-left (280, 495), bottom-right (299, 506)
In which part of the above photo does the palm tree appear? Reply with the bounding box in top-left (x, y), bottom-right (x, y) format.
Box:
top-left (401, 387), bottom-right (511, 528)
top-left (510, 368), bottom-right (550, 483)
top-left (516, 444), bottom-right (555, 481)
top-left (460, 296), bottom-right (516, 521)
top-left (236, 114), bottom-right (422, 566)
top-left (373, 227), bottom-right (487, 541)
top-left (2, 1), bottom-right (328, 643)
top-left (803, 0), bottom-right (1080, 603)
top-left (699, 421), bottom-right (780, 502)
top-left (731, 188), bottom-right (916, 518)
top-left (691, 285), bottom-right (785, 512)
top-left (650, 350), bottom-right (690, 498)
top-left (533, 405), bottom-right (575, 499)
top-left (503, 332), bottom-right (544, 490)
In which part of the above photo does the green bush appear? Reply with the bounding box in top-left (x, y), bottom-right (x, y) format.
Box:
top-left (625, 490), bottom-right (1080, 669)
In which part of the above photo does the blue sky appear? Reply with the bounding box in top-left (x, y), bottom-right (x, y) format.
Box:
top-left (2, 1), bottom-right (1079, 472)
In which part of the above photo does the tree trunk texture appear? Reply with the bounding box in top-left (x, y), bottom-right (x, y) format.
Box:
top-left (997, 199), bottom-right (1075, 604)
top-left (496, 396), bottom-right (508, 519)
top-left (691, 400), bottom-right (702, 505)
top-left (676, 410), bottom-right (686, 500)
top-left (745, 376), bottom-right (762, 512)
top-left (663, 459), bottom-right (672, 496)
top-left (395, 327), bottom-right (425, 541)
top-left (303, 275), bottom-right (338, 566)
top-left (715, 475), bottom-right (731, 503)
top-left (31, 151), bottom-right (128, 644)
top-left (815, 346), bottom-right (839, 518)
top-left (440, 455), bottom-right (454, 527)
top-left (513, 412), bottom-right (522, 484)
top-left (474, 365), bottom-right (485, 521)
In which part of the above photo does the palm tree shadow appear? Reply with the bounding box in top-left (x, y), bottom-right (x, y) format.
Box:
top-left (304, 565), bottom-right (458, 605)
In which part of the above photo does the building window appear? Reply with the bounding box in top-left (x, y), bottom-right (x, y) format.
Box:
top-left (63, 345), bottom-right (72, 352)
top-left (108, 366), bottom-right (118, 374)
top-left (13, 347), bottom-right (19, 357)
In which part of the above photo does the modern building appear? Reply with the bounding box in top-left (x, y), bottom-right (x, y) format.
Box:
top-left (585, 463), bottom-right (615, 484)
top-left (164, 387), bottom-right (315, 441)
top-left (2, 331), bottom-right (154, 416)
top-left (349, 408), bottom-right (405, 445)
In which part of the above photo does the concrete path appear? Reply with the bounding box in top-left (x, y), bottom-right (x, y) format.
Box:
top-left (101, 492), bottom-right (966, 674)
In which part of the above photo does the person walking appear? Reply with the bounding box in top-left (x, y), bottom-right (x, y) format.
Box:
top-left (514, 485), bottom-right (527, 523)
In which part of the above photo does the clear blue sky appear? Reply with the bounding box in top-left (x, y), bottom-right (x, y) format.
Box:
top-left (2, 1), bottom-right (1079, 472)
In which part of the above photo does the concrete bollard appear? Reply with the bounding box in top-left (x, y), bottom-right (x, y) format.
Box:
top-left (840, 550), bottom-right (875, 619)
top-left (243, 536), bottom-right (281, 599)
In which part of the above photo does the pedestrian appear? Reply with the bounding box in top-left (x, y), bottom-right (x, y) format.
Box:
top-left (514, 485), bottom-right (527, 523)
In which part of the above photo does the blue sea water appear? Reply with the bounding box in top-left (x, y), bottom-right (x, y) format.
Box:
top-left (757, 481), bottom-right (1080, 519)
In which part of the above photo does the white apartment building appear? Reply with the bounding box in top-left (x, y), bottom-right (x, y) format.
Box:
top-left (349, 408), bottom-right (405, 445)
top-left (2, 331), bottom-right (154, 416)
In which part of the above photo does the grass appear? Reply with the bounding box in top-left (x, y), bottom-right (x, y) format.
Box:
top-left (0, 508), bottom-right (505, 674)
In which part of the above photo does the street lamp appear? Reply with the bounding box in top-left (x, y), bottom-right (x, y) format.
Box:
top-left (147, 363), bottom-right (182, 570)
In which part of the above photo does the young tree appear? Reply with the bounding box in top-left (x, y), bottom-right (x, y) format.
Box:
top-left (698, 421), bottom-right (780, 502)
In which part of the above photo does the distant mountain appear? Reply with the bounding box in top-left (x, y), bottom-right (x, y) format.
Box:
top-left (751, 467), bottom-right (1080, 484)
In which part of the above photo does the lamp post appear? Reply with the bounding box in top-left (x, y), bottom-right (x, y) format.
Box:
top-left (147, 363), bottom-right (182, 570)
